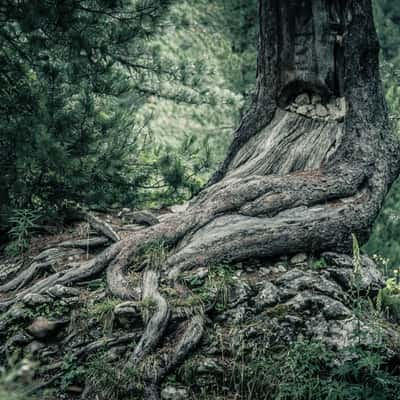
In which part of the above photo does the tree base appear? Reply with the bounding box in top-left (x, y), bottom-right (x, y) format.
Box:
top-left (0, 210), bottom-right (398, 400)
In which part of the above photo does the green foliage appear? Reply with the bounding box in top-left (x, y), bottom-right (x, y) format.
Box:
top-left (0, 359), bottom-right (38, 400)
top-left (60, 353), bottom-right (86, 391)
top-left (140, 240), bottom-right (169, 270)
top-left (0, 0), bottom-right (173, 233)
top-left (180, 339), bottom-right (400, 400)
top-left (311, 257), bottom-right (328, 270)
top-left (367, 0), bottom-right (400, 269)
top-left (4, 209), bottom-right (40, 256)
top-left (86, 354), bottom-right (143, 399)
top-left (30, 301), bottom-right (70, 320)
top-left (86, 297), bottom-right (120, 334)
top-left (378, 278), bottom-right (400, 322)
top-left (191, 264), bottom-right (234, 311)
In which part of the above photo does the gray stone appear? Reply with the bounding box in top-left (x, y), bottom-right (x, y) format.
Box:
top-left (323, 252), bottom-right (384, 293)
top-left (114, 301), bottom-right (140, 327)
top-left (311, 94), bottom-right (322, 104)
top-left (196, 358), bottom-right (224, 374)
top-left (27, 317), bottom-right (67, 339)
top-left (255, 281), bottom-right (280, 308)
top-left (114, 301), bottom-right (140, 318)
top-left (25, 340), bottom-right (46, 355)
top-left (229, 280), bottom-right (252, 307)
top-left (290, 253), bottom-right (307, 264)
top-left (126, 211), bottom-right (159, 226)
top-left (6, 331), bottom-right (33, 349)
top-left (8, 303), bottom-right (30, 320)
top-left (295, 93), bottom-right (310, 106)
top-left (22, 293), bottom-right (51, 306)
top-left (161, 386), bottom-right (188, 400)
top-left (275, 269), bottom-right (344, 300)
top-left (315, 104), bottom-right (329, 117)
top-left (297, 105), bottom-right (313, 116)
top-left (46, 284), bottom-right (80, 298)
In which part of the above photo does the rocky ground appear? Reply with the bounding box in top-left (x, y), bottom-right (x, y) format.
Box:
top-left (0, 208), bottom-right (399, 400)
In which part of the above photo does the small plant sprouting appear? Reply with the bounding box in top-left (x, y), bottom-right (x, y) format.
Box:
top-left (87, 298), bottom-right (120, 335)
top-left (311, 257), bottom-right (327, 270)
top-left (5, 209), bottom-right (40, 257)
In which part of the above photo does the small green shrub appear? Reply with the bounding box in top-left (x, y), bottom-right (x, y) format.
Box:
top-left (0, 359), bottom-right (38, 400)
top-left (4, 209), bottom-right (40, 256)
top-left (191, 263), bottom-right (234, 311)
top-left (86, 354), bottom-right (143, 400)
top-left (378, 278), bottom-right (400, 322)
top-left (86, 298), bottom-right (120, 334)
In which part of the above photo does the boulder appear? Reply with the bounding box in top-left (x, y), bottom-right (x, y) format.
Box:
top-left (294, 93), bottom-right (310, 106)
top-left (27, 317), bottom-right (68, 339)
top-left (161, 386), bottom-right (188, 400)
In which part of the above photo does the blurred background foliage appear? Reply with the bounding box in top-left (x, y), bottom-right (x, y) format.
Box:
top-left (366, 0), bottom-right (400, 268)
top-left (1, 0), bottom-right (400, 271)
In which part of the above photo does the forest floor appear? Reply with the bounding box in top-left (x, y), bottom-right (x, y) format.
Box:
top-left (1, 208), bottom-right (400, 400)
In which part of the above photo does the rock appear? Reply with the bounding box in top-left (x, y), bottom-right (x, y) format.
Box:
top-left (27, 317), bottom-right (67, 339)
top-left (336, 97), bottom-right (347, 112)
top-left (61, 297), bottom-right (80, 306)
top-left (46, 284), bottom-right (80, 298)
top-left (297, 105), bottom-right (313, 116)
top-left (25, 340), bottom-right (46, 355)
top-left (311, 94), bottom-right (322, 104)
top-left (275, 269), bottom-right (344, 300)
top-left (326, 101), bottom-right (339, 114)
top-left (229, 280), bottom-right (252, 307)
top-left (6, 331), bottom-right (34, 349)
top-left (114, 301), bottom-right (140, 327)
top-left (285, 293), bottom-right (351, 319)
top-left (107, 345), bottom-right (127, 362)
top-left (315, 104), bottom-right (328, 117)
top-left (8, 303), bottom-right (30, 320)
top-left (161, 386), bottom-right (188, 400)
top-left (290, 253), bottom-right (307, 265)
top-left (117, 208), bottom-right (131, 217)
top-left (126, 210), bottom-right (159, 226)
top-left (323, 252), bottom-right (384, 293)
top-left (294, 93), bottom-right (310, 106)
top-left (254, 281), bottom-right (280, 308)
top-left (196, 358), bottom-right (224, 374)
top-left (22, 293), bottom-right (51, 306)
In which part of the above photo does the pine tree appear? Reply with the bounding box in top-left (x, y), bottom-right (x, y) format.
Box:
top-left (0, 0), bottom-right (171, 232)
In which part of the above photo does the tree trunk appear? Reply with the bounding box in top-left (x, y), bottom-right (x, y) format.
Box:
top-left (1, 1), bottom-right (399, 399)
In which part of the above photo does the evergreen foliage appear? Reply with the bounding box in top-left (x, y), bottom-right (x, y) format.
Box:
top-left (0, 0), bottom-right (172, 233)
top-left (366, 0), bottom-right (400, 268)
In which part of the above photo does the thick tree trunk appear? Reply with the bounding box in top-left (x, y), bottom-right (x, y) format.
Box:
top-left (1, 1), bottom-right (399, 399)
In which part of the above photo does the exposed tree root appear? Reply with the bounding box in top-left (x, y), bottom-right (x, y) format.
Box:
top-left (79, 209), bottom-right (121, 242)
top-left (127, 269), bottom-right (170, 367)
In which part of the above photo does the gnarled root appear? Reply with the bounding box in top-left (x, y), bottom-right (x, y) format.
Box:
top-left (0, 157), bottom-right (394, 398)
top-left (128, 269), bottom-right (170, 367)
